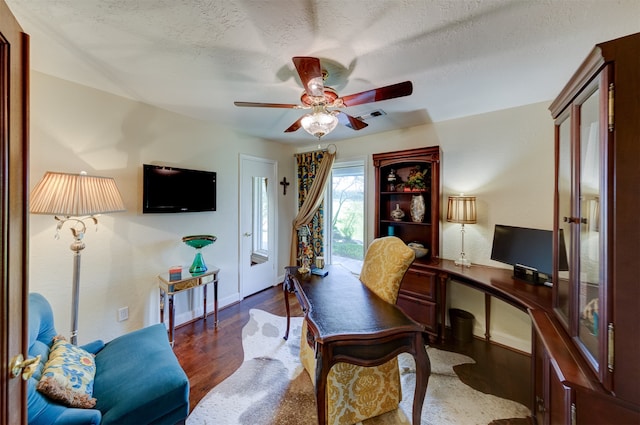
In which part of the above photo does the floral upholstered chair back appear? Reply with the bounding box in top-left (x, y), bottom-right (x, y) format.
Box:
top-left (359, 236), bottom-right (415, 304)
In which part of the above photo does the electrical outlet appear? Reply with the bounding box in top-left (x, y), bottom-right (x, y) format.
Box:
top-left (117, 307), bottom-right (129, 322)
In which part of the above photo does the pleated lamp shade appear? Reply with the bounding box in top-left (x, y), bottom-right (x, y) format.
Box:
top-left (446, 195), bottom-right (477, 224)
top-left (30, 171), bottom-right (125, 216)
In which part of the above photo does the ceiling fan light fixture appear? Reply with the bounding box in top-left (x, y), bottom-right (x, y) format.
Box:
top-left (307, 76), bottom-right (325, 97)
top-left (301, 107), bottom-right (338, 139)
top-left (235, 57), bottom-right (413, 139)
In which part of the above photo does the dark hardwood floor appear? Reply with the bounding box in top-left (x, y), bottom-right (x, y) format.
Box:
top-left (173, 284), bottom-right (533, 420)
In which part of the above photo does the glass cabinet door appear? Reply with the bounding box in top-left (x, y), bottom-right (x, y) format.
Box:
top-left (554, 71), bottom-right (608, 374)
top-left (555, 113), bottom-right (572, 325)
top-left (576, 81), bottom-right (602, 366)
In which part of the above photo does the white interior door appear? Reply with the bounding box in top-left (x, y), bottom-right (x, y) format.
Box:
top-left (239, 155), bottom-right (277, 298)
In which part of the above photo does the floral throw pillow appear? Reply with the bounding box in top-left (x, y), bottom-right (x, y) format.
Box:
top-left (36, 336), bottom-right (97, 408)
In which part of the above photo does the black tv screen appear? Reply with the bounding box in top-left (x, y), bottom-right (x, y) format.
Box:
top-left (143, 164), bottom-right (216, 213)
top-left (491, 224), bottom-right (568, 282)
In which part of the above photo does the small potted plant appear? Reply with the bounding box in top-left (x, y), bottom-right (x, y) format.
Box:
top-left (405, 166), bottom-right (426, 191)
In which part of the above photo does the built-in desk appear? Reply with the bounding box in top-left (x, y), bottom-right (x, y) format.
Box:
top-left (423, 259), bottom-right (552, 342)
top-left (422, 260), bottom-right (640, 424)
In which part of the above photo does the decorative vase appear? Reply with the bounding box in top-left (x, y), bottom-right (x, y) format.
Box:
top-left (182, 235), bottom-right (217, 275)
top-left (410, 194), bottom-right (425, 223)
top-left (390, 204), bottom-right (405, 221)
top-left (386, 169), bottom-right (398, 191)
top-left (298, 257), bottom-right (311, 279)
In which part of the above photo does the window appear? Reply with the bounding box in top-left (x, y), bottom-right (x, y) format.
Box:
top-left (251, 177), bottom-right (268, 264)
top-left (327, 160), bottom-right (365, 274)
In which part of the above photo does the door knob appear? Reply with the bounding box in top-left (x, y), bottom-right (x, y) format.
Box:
top-left (9, 353), bottom-right (41, 380)
top-left (243, 232), bottom-right (252, 237)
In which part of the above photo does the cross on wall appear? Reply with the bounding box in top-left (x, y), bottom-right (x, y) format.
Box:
top-left (280, 177), bottom-right (290, 195)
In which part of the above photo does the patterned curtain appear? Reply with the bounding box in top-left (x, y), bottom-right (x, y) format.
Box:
top-left (290, 150), bottom-right (335, 265)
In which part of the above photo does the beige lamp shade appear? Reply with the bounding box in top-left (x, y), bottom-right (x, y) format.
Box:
top-left (30, 171), bottom-right (126, 216)
top-left (446, 195), bottom-right (477, 224)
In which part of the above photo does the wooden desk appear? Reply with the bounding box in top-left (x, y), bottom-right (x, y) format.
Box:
top-left (422, 259), bottom-right (552, 342)
top-left (283, 265), bottom-right (430, 425)
top-left (417, 260), bottom-right (640, 423)
top-left (158, 267), bottom-right (219, 346)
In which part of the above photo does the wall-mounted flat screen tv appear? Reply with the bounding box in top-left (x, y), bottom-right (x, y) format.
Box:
top-left (143, 164), bottom-right (216, 213)
top-left (490, 224), bottom-right (568, 285)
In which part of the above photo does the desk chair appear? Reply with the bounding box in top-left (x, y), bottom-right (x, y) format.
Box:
top-left (300, 236), bottom-right (415, 424)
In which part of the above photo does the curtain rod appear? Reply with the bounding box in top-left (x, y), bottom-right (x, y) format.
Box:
top-left (293, 143), bottom-right (337, 156)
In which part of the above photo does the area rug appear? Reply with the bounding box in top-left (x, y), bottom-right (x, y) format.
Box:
top-left (187, 309), bottom-right (530, 425)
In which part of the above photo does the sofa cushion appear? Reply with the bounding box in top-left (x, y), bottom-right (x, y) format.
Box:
top-left (93, 323), bottom-right (189, 425)
top-left (36, 337), bottom-right (97, 408)
top-left (28, 378), bottom-right (102, 425)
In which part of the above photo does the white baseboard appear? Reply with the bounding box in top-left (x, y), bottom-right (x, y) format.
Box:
top-left (164, 275), bottom-right (285, 329)
top-left (168, 292), bottom-right (241, 328)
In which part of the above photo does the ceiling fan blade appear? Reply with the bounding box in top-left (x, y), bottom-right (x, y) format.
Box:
top-left (284, 117), bottom-right (303, 133)
top-left (292, 56), bottom-right (325, 98)
top-left (337, 111), bottom-right (368, 130)
top-left (234, 101), bottom-right (300, 109)
top-left (339, 81), bottom-right (413, 107)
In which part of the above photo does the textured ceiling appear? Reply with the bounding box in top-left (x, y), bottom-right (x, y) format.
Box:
top-left (6, 0), bottom-right (640, 144)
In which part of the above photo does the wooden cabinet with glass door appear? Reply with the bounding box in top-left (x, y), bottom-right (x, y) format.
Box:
top-left (373, 146), bottom-right (441, 340)
top-left (543, 32), bottom-right (640, 423)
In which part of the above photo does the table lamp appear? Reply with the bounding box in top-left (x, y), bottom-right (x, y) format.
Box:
top-left (447, 194), bottom-right (477, 267)
top-left (30, 171), bottom-right (125, 344)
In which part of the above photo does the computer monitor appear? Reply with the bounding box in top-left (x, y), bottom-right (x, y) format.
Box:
top-left (490, 224), bottom-right (568, 285)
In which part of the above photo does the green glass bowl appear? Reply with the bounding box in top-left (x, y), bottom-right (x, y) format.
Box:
top-left (182, 235), bottom-right (217, 249)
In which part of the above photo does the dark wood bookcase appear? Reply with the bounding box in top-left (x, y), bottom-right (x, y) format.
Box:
top-left (373, 146), bottom-right (442, 339)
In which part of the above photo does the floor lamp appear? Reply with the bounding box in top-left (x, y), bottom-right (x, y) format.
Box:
top-left (30, 171), bottom-right (126, 345)
top-left (447, 195), bottom-right (477, 267)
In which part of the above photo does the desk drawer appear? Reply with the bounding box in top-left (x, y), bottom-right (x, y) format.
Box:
top-left (396, 294), bottom-right (437, 334)
top-left (400, 269), bottom-right (436, 301)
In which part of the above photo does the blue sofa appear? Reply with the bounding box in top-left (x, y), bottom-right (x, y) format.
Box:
top-left (27, 293), bottom-right (190, 425)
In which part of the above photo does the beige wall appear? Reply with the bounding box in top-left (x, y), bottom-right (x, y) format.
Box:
top-left (297, 101), bottom-right (554, 352)
top-left (30, 71), bottom-right (554, 351)
top-left (29, 72), bottom-right (296, 344)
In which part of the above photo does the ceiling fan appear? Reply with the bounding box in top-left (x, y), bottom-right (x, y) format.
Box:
top-left (234, 56), bottom-right (413, 139)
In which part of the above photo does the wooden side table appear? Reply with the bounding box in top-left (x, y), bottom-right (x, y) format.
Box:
top-left (158, 266), bottom-right (219, 346)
